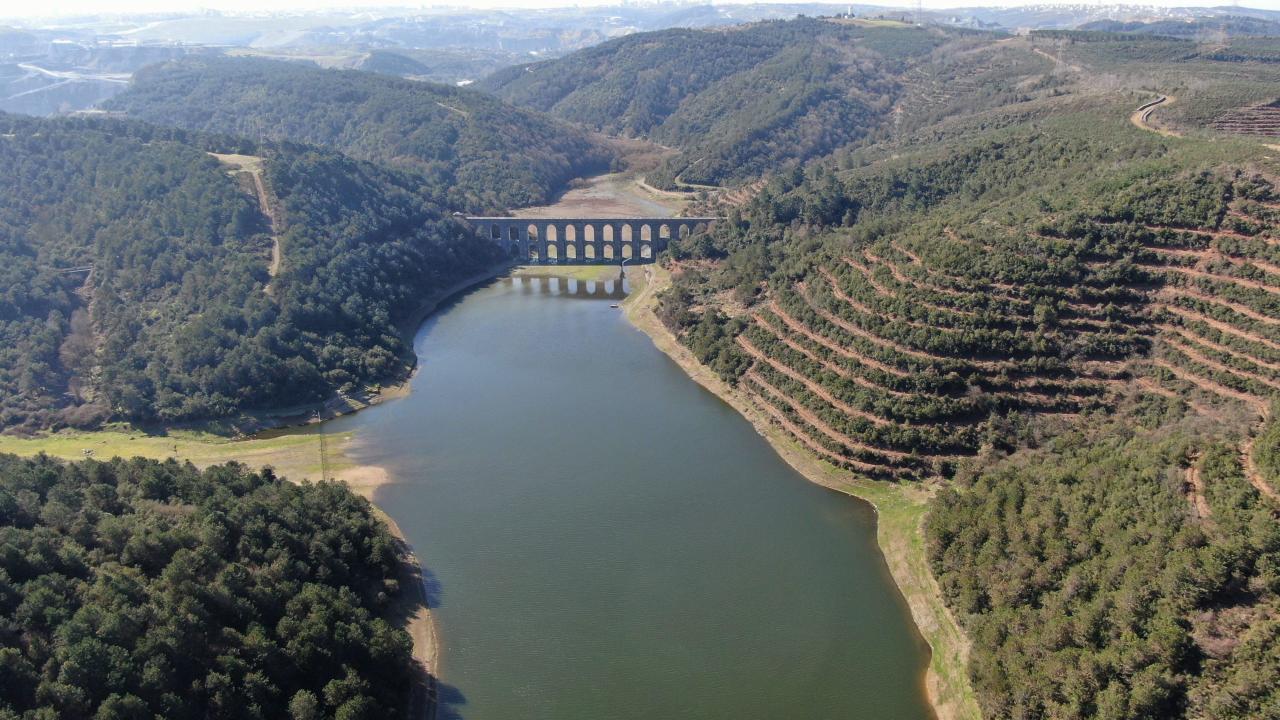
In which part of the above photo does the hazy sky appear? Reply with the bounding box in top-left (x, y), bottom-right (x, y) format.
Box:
top-left (9, 0), bottom-right (1280, 19)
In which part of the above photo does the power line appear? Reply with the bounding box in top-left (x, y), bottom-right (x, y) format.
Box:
top-left (314, 411), bottom-right (329, 483)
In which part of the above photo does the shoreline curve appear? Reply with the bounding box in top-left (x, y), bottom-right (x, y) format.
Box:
top-left (621, 264), bottom-right (982, 720)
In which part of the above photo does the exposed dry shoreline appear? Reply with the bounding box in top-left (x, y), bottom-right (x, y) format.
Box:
top-left (338, 260), bottom-right (525, 719)
top-left (366, 506), bottom-right (441, 720)
top-left (513, 170), bottom-right (691, 218)
top-left (167, 258), bottom-right (517, 718)
top-left (622, 265), bottom-right (981, 720)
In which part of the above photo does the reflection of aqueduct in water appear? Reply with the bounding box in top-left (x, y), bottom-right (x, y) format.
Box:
top-left (505, 275), bottom-right (629, 300)
top-left (463, 216), bottom-right (718, 264)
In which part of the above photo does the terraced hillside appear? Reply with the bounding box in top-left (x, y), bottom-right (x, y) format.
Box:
top-left (1094, 176), bottom-right (1278, 403)
top-left (1031, 30), bottom-right (1280, 138)
top-left (1120, 177), bottom-right (1280, 501)
top-left (645, 24), bottom-right (1280, 479)
top-left (671, 162), bottom-right (1280, 483)
top-left (652, 76), bottom-right (1280, 714)
top-left (491, 37), bottom-right (1280, 712)
top-left (666, 109), bottom-right (1158, 472)
top-left (732, 223), bottom-right (1141, 480)
top-left (1211, 100), bottom-right (1280, 138)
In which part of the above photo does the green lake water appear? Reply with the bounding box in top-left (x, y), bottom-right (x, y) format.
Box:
top-left (322, 272), bottom-right (934, 719)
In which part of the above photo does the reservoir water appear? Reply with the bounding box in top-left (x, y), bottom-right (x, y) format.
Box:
top-left (323, 271), bottom-right (934, 719)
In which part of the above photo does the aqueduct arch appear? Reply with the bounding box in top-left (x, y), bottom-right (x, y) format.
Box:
top-left (462, 216), bottom-right (718, 265)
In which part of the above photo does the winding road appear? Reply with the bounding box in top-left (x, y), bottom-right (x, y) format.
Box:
top-left (1131, 95), bottom-right (1180, 137)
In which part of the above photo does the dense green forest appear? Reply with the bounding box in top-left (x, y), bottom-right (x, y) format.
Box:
top-left (106, 57), bottom-right (612, 213)
top-left (0, 453), bottom-right (411, 719)
top-left (480, 19), bottom-right (958, 188)
top-left (927, 408), bottom-right (1280, 720)
top-left (0, 112), bottom-right (505, 431)
top-left (638, 21), bottom-right (1280, 718)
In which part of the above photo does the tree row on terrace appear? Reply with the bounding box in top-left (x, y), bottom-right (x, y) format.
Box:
top-left (651, 80), bottom-right (1280, 717)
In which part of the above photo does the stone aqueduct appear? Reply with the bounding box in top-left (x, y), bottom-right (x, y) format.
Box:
top-left (463, 216), bottom-right (718, 264)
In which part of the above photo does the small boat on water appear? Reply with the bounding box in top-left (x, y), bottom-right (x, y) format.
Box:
top-left (609, 303), bottom-right (619, 308)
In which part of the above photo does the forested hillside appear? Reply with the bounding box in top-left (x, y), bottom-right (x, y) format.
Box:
top-left (927, 408), bottom-right (1280, 720)
top-left (1079, 15), bottom-right (1280, 38)
top-left (480, 19), bottom-right (1043, 188)
top-left (106, 57), bottom-right (612, 212)
top-left (0, 113), bottom-right (504, 431)
top-left (0, 453), bottom-right (412, 719)
top-left (6, 16), bottom-right (1280, 720)
top-left (647, 25), bottom-right (1280, 719)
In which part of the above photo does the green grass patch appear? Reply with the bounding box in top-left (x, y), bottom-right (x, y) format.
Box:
top-left (0, 426), bottom-right (350, 484)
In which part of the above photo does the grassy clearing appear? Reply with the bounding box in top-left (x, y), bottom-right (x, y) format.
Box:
top-left (0, 425), bottom-right (382, 497)
top-left (0, 259), bottom-right (513, 498)
top-left (208, 152), bottom-right (264, 174)
top-left (625, 264), bottom-right (981, 720)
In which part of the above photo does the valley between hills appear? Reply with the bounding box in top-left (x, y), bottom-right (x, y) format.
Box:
top-left (2, 10), bottom-right (1280, 720)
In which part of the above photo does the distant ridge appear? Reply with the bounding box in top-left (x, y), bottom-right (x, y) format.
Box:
top-left (106, 56), bottom-right (613, 214)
